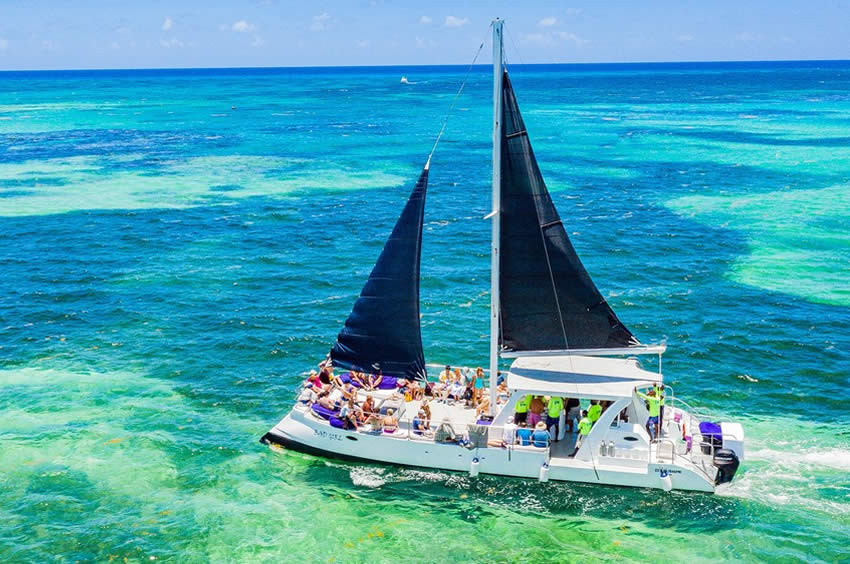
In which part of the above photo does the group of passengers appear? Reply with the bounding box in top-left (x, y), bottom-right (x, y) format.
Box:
top-left (502, 395), bottom-right (616, 455)
top-left (297, 360), bottom-right (513, 439)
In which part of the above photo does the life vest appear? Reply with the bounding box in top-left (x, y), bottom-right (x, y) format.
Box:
top-left (515, 395), bottom-right (531, 413)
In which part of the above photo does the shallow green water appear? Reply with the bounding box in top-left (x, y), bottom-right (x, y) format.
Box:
top-left (0, 63), bottom-right (848, 562)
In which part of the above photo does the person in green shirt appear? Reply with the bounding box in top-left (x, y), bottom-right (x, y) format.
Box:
top-left (587, 401), bottom-right (602, 425)
top-left (514, 395), bottom-right (530, 425)
top-left (653, 383), bottom-right (666, 432)
top-left (635, 387), bottom-right (662, 440)
top-left (546, 396), bottom-right (564, 441)
top-left (571, 410), bottom-right (592, 457)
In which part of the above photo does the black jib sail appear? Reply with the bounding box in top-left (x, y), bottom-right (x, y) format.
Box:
top-left (330, 164), bottom-right (429, 380)
top-left (498, 72), bottom-right (638, 352)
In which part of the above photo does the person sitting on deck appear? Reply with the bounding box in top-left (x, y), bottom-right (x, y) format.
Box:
top-left (502, 415), bottom-right (517, 447)
top-left (496, 380), bottom-right (510, 405)
top-left (366, 369), bottom-right (383, 391)
top-left (532, 422), bottom-right (552, 448)
top-left (306, 370), bottom-right (323, 390)
top-left (475, 396), bottom-right (490, 418)
top-left (516, 421), bottom-right (533, 446)
top-left (420, 400), bottom-right (432, 428)
top-left (350, 371), bottom-right (367, 389)
top-left (588, 401), bottom-right (603, 426)
top-left (359, 395), bottom-right (376, 424)
top-left (342, 411), bottom-right (358, 431)
top-left (382, 408), bottom-right (398, 434)
top-left (318, 367), bottom-right (333, 387)
top-left (447, 373), bottom-right (465, 404)
top-left (316, 390), bottom-right (336, 411)
top-left (434, 418), bottom-right (459, 443)
top-left (327, 385), bottom-right (345, 410)
top-left (412, 410), bottom-right (428, 436)
top-left (298, 385), bottom-right (319, 405)
top-left (432, 365), bottom-right (451, 398)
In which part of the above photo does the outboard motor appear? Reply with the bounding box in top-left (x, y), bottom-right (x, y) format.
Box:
top-left (713, 448), bottom-right (740, 485)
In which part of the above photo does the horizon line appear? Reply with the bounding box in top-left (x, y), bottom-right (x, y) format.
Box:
top-left (1, 57), bottom-right (849, 74)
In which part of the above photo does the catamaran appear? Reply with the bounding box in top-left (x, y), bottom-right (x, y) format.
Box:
top-left (262, 20), bottom-right (744, 492)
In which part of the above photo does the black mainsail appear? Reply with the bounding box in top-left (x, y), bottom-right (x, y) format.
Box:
top-left (498, 72), bottom-right (638, 352)
top-left (330, 164), bottom-right (429, 379)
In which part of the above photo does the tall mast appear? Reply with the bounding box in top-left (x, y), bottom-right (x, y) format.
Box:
top-left (489, 19), bottom-right (504, 415)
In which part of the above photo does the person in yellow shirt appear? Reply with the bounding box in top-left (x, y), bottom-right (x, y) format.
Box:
top-left (546, 396), bottom-right (564, 441)
top-left (571, 410), bottom-right (592, 457)
top-left (635, 387), bottom-right (662, 439)
top-left (514, 395), bottom-right (530, 425)
top-left (587, 401), bottom-right (602, 425)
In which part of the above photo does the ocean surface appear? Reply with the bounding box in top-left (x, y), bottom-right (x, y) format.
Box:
top-left (1, 61), bottom-right (848, 562)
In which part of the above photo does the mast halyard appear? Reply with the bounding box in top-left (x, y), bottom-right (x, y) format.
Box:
top-left (489, 19), bottom-right (504, 415)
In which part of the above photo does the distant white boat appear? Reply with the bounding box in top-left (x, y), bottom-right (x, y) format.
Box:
top-left (262, 19), bottom-right (745, 493)
top-left (400, 76), bottom-right (410, 84)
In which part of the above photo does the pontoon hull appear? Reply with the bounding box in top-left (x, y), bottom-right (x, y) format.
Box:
top-left (262, 408), bottom-right (717, 493)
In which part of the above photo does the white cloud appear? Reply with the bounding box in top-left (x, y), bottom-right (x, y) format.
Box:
top-left (524, 33), bottom-right (547, 44)
top-left (162, 17), bottom-right (173, 31)
top-left (444, 15), bottom-right (468, 28)
top-left (311, 12), bottom-right (330, 31)
top-left (538, 16), bottom-right (557, 27)
top-left (160, 38), bottom-right (184, 48)
top-left (557, 31), bottom-right (588, 45)
top-left (525, 31), bottom-right (588, 46)
top-left (677, 34), bottom-right (694, 42)
top-left (419, 15), bottom-right (432, 24)
top-left (232, 20), bottom-right (256, 33)
top-left (0, 38), bottom-right (8, 50)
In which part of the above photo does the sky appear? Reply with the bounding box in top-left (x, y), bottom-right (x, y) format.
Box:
top-left (0, 0), bottom-right (848, 70)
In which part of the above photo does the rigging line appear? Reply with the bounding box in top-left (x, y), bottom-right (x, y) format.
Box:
top-left (505, 25), bottom-right (527, 69)
top-left (426, 23), bottom-right (491, 165)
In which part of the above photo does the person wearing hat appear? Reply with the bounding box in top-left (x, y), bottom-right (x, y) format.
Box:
top-left (531, 421), bottom-right (551, 448)
top-left (501, 415), bottom-right (517, 447)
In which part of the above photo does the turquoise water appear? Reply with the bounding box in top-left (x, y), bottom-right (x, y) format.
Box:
top-left (1, 63), bottom-right (848, 562)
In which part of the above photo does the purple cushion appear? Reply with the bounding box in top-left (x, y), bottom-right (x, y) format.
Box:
top-left (377, 376), bottom-right (398, 390)
top-left (699, 422), bottom-right (722, 436)
top-left (329, 416), bottom-right (345, 429)
top-left (311, 404), bottom-right (339, 420)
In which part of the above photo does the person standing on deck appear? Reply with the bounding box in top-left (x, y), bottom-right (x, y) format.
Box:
top-left (514, 395), bottom-right (530, 425)
top-left (653, 383), bottom-right (666, 434)
top-left (528, 395), bottom-right (546, 428)
top-left (572, 410), bottom-right (592, 457)
top-left (587, 401), bottom-right (602, 425)
top-left (635, 387), bottom-right (662, 440)
top-left (546, 396), bottom-right (564, 442)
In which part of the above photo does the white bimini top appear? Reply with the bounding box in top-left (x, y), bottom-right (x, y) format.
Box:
top-left (506, 355), bottom-right (661, 400)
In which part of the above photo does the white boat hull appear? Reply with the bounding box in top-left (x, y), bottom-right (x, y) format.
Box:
top-left (262, 406), bottom-right (717, 493)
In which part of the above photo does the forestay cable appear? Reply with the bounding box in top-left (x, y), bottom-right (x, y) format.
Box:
top-left (426, 24), bottom-right (491, 166)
